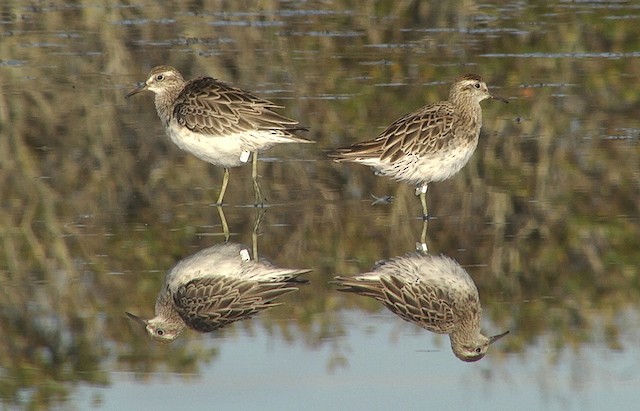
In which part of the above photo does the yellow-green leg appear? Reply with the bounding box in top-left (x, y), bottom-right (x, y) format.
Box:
top-left (413, 184), bottom-right (429, 251)
top-left (216, 167), bottom-right (230, 206)
top-left (215, 205), bottom-right (230, 242)
top-left (418, 218), bottom-right (429, 253)
top-left (417, 184), bottom-right (428, 220)
top-left (252, 208), bottom-right (267, 262)
top-left (252, 152), bottom-right (265, 206)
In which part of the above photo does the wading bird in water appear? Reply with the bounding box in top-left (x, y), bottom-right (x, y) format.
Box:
top-left (330, 73), bottom-right (507, 218)
top-left (126, 65), bottom-right (311, 205)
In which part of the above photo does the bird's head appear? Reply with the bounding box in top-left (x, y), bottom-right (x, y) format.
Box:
top-left (451, 329), bottom-right (510, 362)
top-left (452, 73), bottom-right (509, 105)
top-left (125, 312), bottom-right (185, 343)
top-left (125, 65), bottom-right (185, 98)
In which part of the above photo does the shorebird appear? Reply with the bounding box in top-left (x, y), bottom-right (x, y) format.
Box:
top-left (333, 252), bottom-right (509, 362)
top-left (126, 243), bottom-right (310, 342)
top-left (126, 65), bottom-right (311, 205)
top-left (329, 73), bottom-right (507, 218)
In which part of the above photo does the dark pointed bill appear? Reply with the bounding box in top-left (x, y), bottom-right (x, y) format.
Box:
top-left (490, 93), bottom-right (509, 103)
top-left (489, 330), bottom-right (510, 344)
top-left (125, 82), bottom-right (148, 99)
top-left (125, 312), bottom-right (148, 327)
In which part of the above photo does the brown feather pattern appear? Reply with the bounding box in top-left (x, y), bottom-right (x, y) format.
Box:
top-left (328, 73), bottom-right (506, 191)
top-left (173, 77), bottom-right (302, 138)
top-left (173, 276), bottom-right (299, 332)
top-left (332, 104), bottom-right (456, 163)
top-left (336, 274), bottom-right (459, 334)
top-left (333, 251), bottom-right (510, 361)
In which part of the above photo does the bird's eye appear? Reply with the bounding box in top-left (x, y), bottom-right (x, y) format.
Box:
top-left (156, 74), bottom-right (164, 81)
top-left (475, 347), bottom-right (482, 353)
top-left (156, 329), bottom-right (165, 336)
top-left (474, 83), bottom-right (481, 89)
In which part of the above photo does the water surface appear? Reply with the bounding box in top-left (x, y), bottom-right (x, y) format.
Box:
top-left (0, 1), bottom-right (639, 410)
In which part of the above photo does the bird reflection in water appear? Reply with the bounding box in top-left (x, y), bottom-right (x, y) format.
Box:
top-left (127, 242), bottom-right (310, 342)
top-left (334, 251), bottom-right (508, 362)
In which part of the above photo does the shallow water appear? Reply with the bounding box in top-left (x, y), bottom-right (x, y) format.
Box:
top-left (1, 1), bottom-right (639, 410)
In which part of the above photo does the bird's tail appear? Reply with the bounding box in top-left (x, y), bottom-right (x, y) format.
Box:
top-left (327, 140), bottom-right (383, 162)
top-left (331, 276), bottom-right (384, 299)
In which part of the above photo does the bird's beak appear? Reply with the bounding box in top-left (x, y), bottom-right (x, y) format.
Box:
top-left (125, 82), bottom-right (148, 99)
top-left (489, 330), bottom-right (510, 344)
top-left (491, 93), bottom-right (509, 103)
top-left (125, 312), bottom-right (148, 328)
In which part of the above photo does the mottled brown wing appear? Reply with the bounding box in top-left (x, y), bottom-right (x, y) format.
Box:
top-left (335, 275), bottom-right (457, 333)
top-left (173, 77), bottom-right (300, 136)
top-left (378, 103), bottom-right (456, 162)
top-left (173, 277), bottom-right (299, 332)
top-left (378, 275), bottom-right (457, 334)
top-left (330, 103), bottom-right (455, 163)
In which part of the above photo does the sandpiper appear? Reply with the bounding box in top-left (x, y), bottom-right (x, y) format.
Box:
top-left (333, 252), bottom-right (509, 362)
top-left (126, 65), bottom-right (311, 205)
top-left (329, 73), bottom-right (507, 218)
top-left (126, 243), bottom-right (310, 342)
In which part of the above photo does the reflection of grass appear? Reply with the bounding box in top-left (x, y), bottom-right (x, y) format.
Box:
top-left (0, 0), bottom-right (640, 408)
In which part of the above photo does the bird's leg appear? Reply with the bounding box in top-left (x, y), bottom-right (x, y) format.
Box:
top-left (252, 208), bottom-right (267, 262)
top-left (252, 152), bottom-right (266, 207)
top-left (216, 168), bottom-right (230, 206)
top-left (416, 184), bottom-right (429, 220)
top-left (215, 205), bottom-right (230, 242)
top-left (417, 218), bottom-right (429, 253)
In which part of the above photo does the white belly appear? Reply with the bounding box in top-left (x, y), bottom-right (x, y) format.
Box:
top-left (165, 120), bottom-right (307, 168)
top-left (364, 140), bottom-right (478, 186)
top-left (166, 122), bottom-right (249, 168)
top-left (165, 243), bottom-right (247, 291)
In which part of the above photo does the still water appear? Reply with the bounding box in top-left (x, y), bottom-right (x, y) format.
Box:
top-left (1, 1), bottom-right (639, 410)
